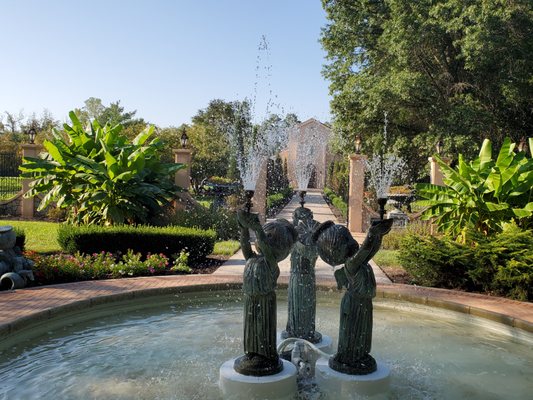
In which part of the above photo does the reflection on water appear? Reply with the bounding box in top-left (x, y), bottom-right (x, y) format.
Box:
top-left (0, 290), bottom-right (531, 400)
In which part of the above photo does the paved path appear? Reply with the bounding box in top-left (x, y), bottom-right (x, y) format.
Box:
top-left (214, 190), bottom-right (392, 284)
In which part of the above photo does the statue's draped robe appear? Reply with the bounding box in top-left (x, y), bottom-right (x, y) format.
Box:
top-left (333, 262), bottom-right (376, 365)
top-left (285, 218), bottom-right (320, 341)
top-left (242, 255), bottom-right (280, 360)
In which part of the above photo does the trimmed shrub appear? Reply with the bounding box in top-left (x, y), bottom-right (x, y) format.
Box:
top-left (57, 225), bottom-right (215, 264)
top-left (324, 187), bottom-right (347, 219)
top-left (399, 224), bottom-right (533, 301)
top-left (172, 206), bottom-right (239, 240)
top-left (469, 224), bottom-right (533, 301)
top-left (398, 233), bottom-right (477, 290)
top-left (267, 187), bottom-right (294, 216)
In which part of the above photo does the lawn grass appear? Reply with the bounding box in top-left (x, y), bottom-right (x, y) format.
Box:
top-left (0, 219), bottom-right (61, 253)
top-left (0, 219), bottom-right (240, 257)
top-left (373, 249), bottom-right (401, 268)
top-left (213, 240), bottom-right (240, 256)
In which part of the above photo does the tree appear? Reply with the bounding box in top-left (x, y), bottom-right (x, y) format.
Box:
top-left (188, 99), bottom-right (239, 191)
top-left (74, 98), bottom-right (145, 138)
top-left (321, 0), bottom-right (533, 182)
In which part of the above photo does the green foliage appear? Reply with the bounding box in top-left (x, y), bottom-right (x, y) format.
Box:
top-left (56, 224), bottom-right (215, 264)
top-left (372, 249), bottom-right (401, 269)
top-left (0, 220), bottom-right (60, 253)
top-left (266, 187), bottom-right (294, 216)
top-left (267, 155), bottom-right (290, 196)
top-left (170, 250), bottom-right (191, 273)
top-left (30, 250), bottom-right (172, 285)
top-left (324, 187), bottom-right (348, 219)
top-left (213, 240), bottom-right (240, 256)
top-left (13, 227), bottom-right (25, 251)
top-left (20, 112), bottom-right (183, 225)
top-left (321, 0), bottom-right (533, 182)
top-left (398, 233), bottom-right (477, 290)
top-left (171, 206), bottom-right (239, 241)
top-left (0, 177), bottom-right (23, 200)
top-left (381, 221), bottom-right (432, 250)
top-left (468, 223), bottom-right (533, 301)
top-left (326, 160), bottom-right (349, 201)
top-left (188, 99), bottom-right (238, 191)
top-left (399, 224), bottom-right (533, 300)
top-left (415, 138), bottom-right (533, 239)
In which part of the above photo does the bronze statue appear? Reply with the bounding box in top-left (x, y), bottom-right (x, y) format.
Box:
top-left (282, 206), bottom-right (322, 343)
top-left (313, 219), bottom-right (393, 375)
top-left (234, 210), bottom-right (297, 376)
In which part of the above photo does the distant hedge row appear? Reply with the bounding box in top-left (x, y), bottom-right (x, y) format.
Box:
top-left (57, 225), bottom-right (216, 264)
top-left (323, 187), bottom-right (347, 219)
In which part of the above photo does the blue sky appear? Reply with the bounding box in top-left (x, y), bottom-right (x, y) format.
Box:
top-left (0, 0), bottom-right (331, 127)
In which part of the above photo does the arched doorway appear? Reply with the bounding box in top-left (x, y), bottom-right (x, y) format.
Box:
top-left (307, 164), bottom-right (317, 188)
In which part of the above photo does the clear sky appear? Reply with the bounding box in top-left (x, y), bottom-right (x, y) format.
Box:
top-left (0, 0), bottom-right (331, 127)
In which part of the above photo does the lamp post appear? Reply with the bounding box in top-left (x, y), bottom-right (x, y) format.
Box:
top-left (435, 139), bottom-right (443, 155)
top-left (28, 128), bottom-right (36, 144)
top-left (180, 129), bottom-right (188, 148)
top-left (517, 137), bottom-right (527, 153)
top-left (355, 135), bottom-right (362, 154)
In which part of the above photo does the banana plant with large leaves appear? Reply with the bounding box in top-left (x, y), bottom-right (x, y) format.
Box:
top-left (415, 137), bottom-right (533, 240)
top-left (20, 111), bottom-right (184, 225)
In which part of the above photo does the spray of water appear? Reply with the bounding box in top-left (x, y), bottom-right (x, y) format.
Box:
top-left (225, 36), bottom-right (295, 191)
top-left (365, 154), bottom-right (406, 198)
top-left (365, 112), bottom-right (406, 198)
top-left (290, 124), bottom-right (323, 190)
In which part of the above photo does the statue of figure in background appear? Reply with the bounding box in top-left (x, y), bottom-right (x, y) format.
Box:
top-left (282, 206), bottom-right (322, 343)
top-left (313, 219), bottom-right (393, 375)
top-left (234, 210), bottom-right (297, 376)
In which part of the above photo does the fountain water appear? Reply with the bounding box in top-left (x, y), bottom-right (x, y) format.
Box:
top-left (290, 124), bottom-right (323, 192)
top-left (365, 112), bottom-right (406, 219)
top-left (2, 291), bottom-right (531, 399)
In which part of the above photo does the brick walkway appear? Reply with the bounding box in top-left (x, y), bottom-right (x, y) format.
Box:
top-left (0, 191), bottom-right (532, 337)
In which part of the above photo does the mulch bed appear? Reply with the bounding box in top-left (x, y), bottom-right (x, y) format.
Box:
top-left (190, 255), bottom-right (228, 274)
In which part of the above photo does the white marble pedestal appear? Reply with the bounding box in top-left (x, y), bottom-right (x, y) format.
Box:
top-left (219, 358), bottom-right (297, 400)
top-left (315, 357), bottom-right (390, 399)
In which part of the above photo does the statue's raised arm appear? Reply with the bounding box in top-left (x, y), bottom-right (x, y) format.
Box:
top-left (344, 219), bottom-right (394, 278)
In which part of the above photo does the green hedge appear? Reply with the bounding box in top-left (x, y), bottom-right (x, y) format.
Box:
top-left (398, 224), bottom-right (533, 301)
top-left (171, 206), bottom-right (239, 240)
top-left (57, 225), bottom-right (216, 264)
top-left (324, 187), bottom-right (347, 219)
top-left (267, 188), bottom-right (293, 216)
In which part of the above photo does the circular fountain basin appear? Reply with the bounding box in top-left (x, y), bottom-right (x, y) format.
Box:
top-left (0, 290), bottom-right (531, 399)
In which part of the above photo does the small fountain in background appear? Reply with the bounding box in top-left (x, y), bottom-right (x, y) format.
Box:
top-left (365, 112), bottom-right (406, 220)
top-left (290, 125), bottom-right (322, 194)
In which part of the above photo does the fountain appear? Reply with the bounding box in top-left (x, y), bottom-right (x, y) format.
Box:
top-left (365, 112), bottom-right (406, 220)
top-left (2, 290), bottom-right (532, 399)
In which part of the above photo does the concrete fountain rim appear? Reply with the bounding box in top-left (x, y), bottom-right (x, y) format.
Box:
top-left (0, 274), bottom-right (531, 339)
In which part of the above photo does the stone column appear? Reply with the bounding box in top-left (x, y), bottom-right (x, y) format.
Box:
top-left (173, 149), bottom-right (192, 189)
top-left (428, 156), bottom-right (451, 186)
top-left (348, 154), bottom-right (367, 233)
top-left (428, 156), bottom-right (451, 235)
top-left (21, 144), bottom-right (41, 218)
